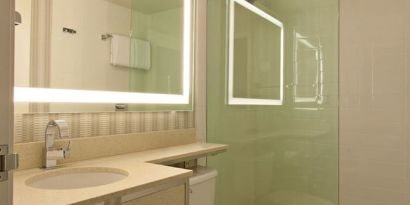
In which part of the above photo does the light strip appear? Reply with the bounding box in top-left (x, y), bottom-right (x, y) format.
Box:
top-left (14, 87), bottom-right (188, 104)
top-left (228, 0), bottom-right (284, 106)
top-left (182, 0), bottom-right (192, 103)
top-left (15, 0), bottom-right (192, 105)
top-left (296, 33), bottom-right (316, 49)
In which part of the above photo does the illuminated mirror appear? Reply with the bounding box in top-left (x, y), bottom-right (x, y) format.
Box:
top-left (228, 0), bottom-right (284, 106)
top-left (14, 0), bottom-right (194, 113)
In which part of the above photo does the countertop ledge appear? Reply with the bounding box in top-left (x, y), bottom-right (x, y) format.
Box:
top-left (14, 143), bottom-right (228, 205)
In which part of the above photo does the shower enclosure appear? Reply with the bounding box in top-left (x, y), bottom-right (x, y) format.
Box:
top-left (207, 0), bottom-right (339, 204)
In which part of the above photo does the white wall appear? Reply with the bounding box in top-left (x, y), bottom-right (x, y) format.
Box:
top-left (14, 0), bottom-right (32, 113)
top-left (340, 0), bottom-right (410, 204)
top-left (50, 0), bottom-right (131, 92)
top-left (14, 0), bottom-right (31, 88)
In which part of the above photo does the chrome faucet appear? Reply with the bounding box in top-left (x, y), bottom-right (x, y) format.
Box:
top-left (44, 120), bottom-right (71, 169)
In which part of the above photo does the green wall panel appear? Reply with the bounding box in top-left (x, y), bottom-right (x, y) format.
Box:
top-left (207, 0), bottom-right (339, 204)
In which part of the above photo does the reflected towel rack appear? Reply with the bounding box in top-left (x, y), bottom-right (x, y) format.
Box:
top-left (101, 34), bottom-right (113, 41)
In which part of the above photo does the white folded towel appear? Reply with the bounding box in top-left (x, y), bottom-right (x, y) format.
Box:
top-left (110, 34), bottom-right (151, 70)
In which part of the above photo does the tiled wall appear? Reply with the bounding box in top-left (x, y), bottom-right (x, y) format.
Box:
top-left (340, 0), bottom-right (410, 204)
top-left (14, 111), bottom-right (195, 144)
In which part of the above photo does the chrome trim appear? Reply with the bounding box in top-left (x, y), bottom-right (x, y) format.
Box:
top-left (0, 145), bottom-right (19, 182)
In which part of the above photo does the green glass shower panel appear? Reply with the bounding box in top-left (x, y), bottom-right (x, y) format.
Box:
top-left (207, 0), bottom-right (339, 205)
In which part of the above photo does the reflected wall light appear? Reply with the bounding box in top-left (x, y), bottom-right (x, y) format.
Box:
top-left (294, 32), bottom-right (324, 105)
top-left (228, 0), bottom-right (284, 105)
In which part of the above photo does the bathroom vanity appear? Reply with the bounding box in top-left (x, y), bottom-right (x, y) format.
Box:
top-left (10, 0), bottom-right (214, 204)
top-left (14, 142), bottom-right (227, 205)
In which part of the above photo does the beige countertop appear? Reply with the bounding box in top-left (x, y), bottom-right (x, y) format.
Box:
top-left (14, 143), bottom-right (228, 205)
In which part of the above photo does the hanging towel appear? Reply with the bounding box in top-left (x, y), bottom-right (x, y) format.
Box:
top-left (131, 39), bottom-right (151, 70)
top-left (110, 34), bottom-right (151, 70)
top-left (110, 34), bottom-right (130, 67)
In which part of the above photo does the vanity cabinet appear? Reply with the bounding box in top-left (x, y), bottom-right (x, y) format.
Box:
top-left (96, 181), bottom-right (189, 205)
top-left (120, 185), bottom-right (186, 205)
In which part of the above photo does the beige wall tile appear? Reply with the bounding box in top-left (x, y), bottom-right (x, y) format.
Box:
top-left (341, 0), bottom-right (410, 204)
top-left (14, 111), bottom-right (195, 144)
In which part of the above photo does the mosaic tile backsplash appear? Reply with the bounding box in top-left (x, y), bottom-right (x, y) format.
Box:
top-left (14, 111), bottom-right (195, 143)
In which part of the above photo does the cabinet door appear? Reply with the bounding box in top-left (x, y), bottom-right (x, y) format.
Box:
top-left (121, 185), bottom-right (186, 205)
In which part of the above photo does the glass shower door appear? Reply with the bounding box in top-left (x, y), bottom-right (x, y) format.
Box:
top-left (207, 0), bottom-right (339, 204)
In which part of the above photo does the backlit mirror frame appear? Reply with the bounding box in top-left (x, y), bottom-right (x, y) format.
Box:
top-left (15, 0), bottom-right (193, 105)
top-left (293, 32), bottom-right (324, 105)
top-left (228, 0), bottom-right (284, 106)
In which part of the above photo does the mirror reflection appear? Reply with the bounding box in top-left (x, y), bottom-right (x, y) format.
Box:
top-left (293, 32), bottom-right (324, 105)
top-left (14, 0), bottom-right (193, 113)
top-left (228, 0), bottom-right (284, 106)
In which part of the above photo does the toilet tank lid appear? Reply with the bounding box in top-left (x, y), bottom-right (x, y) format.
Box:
top-left (189, 169), bottom-right (218, 185)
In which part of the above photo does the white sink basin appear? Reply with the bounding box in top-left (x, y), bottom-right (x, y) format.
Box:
top-left (26, 167), bottom-right (128, 190)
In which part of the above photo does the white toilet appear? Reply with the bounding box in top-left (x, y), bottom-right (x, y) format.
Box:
top-left (189, 167), bottom-right (218, 205)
